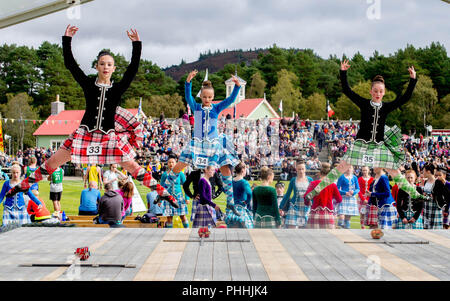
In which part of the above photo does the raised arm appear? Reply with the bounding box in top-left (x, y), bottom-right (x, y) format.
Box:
top-left (216, 75), bottom-right (241, 112)
top-left (385, 66), bottom-right (418, 112)
top-left (185, 70), bottom-right (200, 111)
top-left (340, 59), bottom-right (365, 107)
top-left (117, 29), bottom-right (142, 92)
top-left (62, 25), bottom-right (89, 86)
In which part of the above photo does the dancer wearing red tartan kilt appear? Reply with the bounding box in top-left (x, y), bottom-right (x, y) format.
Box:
top-left (304, 163), bottom-right (342, 229)
top-left (5, 25), bottom-right (177, 208)
top-left (358, 166), bottom-right (374, 229)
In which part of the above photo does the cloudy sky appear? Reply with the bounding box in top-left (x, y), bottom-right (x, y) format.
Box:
top-left (0, 0), bottom-right (448, 74)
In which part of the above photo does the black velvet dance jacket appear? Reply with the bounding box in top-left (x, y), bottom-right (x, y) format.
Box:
top-left (340, 70), bottom-right (417, 143)
top-left (62, 36), bottom-right (142, 134)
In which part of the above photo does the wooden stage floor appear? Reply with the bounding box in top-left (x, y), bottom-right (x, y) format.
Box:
top-left (0, 228), bottom-right (449, 281)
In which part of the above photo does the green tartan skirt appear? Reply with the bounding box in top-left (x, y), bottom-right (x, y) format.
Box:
top-left (342, 125), bottom-right (405, 169)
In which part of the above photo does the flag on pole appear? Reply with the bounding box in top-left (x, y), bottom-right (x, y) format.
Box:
top-left (0, 117), bottom-right (4, 153)
top-left (279, 100), bottom-right (283, 112)
top-left (327, 100), bottom-right (335, 117)
top-left (196, 69), bottom-right (209, 98)
top-left (137, 97), bottom-right (142, 119)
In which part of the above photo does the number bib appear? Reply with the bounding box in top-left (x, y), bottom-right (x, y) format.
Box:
top-left (87, 144), bottom-right (102, 156)
top-left (194, 155), bottom-right (209, 169)
top-left (362, 155), bottom-right (375, 164)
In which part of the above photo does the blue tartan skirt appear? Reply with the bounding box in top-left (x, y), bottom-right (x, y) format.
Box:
top-left (225, 205), bottom-right (254, 229)
top-left (423, 201), bottom-right (443, 229)
top-left (377, 204), bottom-right (398, 229)
top-left (179, 134), bottom-right (239, 169)
top-left (336, 196), bottom-right (360, 216)
top-left (285, 203), bottom-right (310, 227)
top-left (2, 206), bottom-right (30, 226)
top-left (192, 204), bottom-right (216, 228)
top-left (394, 210), bottom-right (424, 229)
top-left (163, 198), bottom-right (189, 217)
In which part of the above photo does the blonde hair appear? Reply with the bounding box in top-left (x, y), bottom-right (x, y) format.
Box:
top-left (319, 163), bottom-right (331, 176)
top-left (260, 166), bottom-right (273, 181)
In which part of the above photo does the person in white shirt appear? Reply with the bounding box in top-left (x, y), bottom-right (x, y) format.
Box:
top-left (103, 164), bottom-right (127, 191)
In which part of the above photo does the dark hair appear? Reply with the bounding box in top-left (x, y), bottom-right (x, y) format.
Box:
top-left (234, 162), bottom-right (246, 175)
top-left (97, 50), bottom-right (114, 61)
top-left (201, 80), bottom-right (214, 90)
top-left (424, 163), bottom-right (435, 174)
top-left (122, 181), bottom-right (134, 199)
top-left (372, 75), bottom-right (385, 87)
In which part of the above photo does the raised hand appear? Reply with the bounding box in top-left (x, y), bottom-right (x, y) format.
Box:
top-left (408, 66), bottom-right (416, 79)
top-left (127, 29), bottom-right (140, 42)
top-left (230, 74), bottom-right (241, 87)
top-left (65, 24), bottom-right (78, 37)
top-left (186, 70), bottom-right (198, 83)
top-left (341, 59), bottom-right (351, 71)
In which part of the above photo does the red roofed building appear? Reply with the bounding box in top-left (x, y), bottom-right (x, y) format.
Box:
top-left (33, 97), bottom-right (142, 150)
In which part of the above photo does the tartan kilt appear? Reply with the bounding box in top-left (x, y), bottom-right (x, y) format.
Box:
top-left (423, 201), bottom-right (443, 229)
top-left (307, 207), bottom-right (336, 229)
top-left (377, 204), bottom-right (398, 229)
top-left (192, 204), bottom-right (216, 228)
top-left (179, 134), bottom-right (239, 169)
top-left (254, 213), bottom-right (278, 229)
top-left (365, 204), bottom-right (379, 227)
top-left (394, 210), bottom-right (424, 229)
top-left (225, 205), bottom-right (254, 229)
top-left (163, 198), bottom-right (188, 217)
top-left (285, 203), bottom-right (310, 227)
top-left (342, 126), bottom-right (405, 169)
top-left (336, 196), bottom-right (360, 216)
top-left (2, 206), bottom-right (30, 226)
top-left (61, 106), bottom-right (143, 164)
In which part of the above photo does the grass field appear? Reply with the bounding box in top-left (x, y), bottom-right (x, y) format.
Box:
top-left (0, 179), bottom-right (363, 228)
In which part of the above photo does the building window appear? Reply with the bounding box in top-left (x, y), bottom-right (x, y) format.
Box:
top-left (51, 140), bottom-right (62, 151)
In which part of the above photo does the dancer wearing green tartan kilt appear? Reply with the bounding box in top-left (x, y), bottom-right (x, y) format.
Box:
top-left (304, 60), bottom-right (428, 202)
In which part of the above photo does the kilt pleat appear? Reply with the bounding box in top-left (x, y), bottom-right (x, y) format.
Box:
top-left (423, 201), bottom-right (443, 229)
top-left (377, 204), bottom-right (398, 229)
top-left (336, 196), bottom-right (360, 216)
top-left (192, 204), bottom-right (216, 228)
top-left (254, 213), bottom-right (277, 229)
top-left (225, 205), bottom-right (254, 228)
top-left (394, 210), bottom-right (424, 229)
top-left (365, 204), bottom-right (379, 227)
top-left (307, 207), bottom-right (336, 229)
top-left (2, 206), bottom-right (30, 226)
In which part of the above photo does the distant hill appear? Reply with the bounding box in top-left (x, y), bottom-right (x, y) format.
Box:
top-left (163, 49), bottom-right (268, 81)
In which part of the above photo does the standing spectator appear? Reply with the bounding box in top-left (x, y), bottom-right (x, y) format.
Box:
top-left (103, 164), bottom-right (127, 191)
top-left (78, 181), bottom-right (101, 215)
top-left (252, 167), bottom-right (281, 228)
top-left (395, 170), bottom-right (424, 229)
top-left (305, 163), bottom-right (342, 229)
top-left (435, 170), bottom-right (450, 229)
top-left (422, 164), bottom-right (449, 229)
top-left (48, 167), bottom-right (64, 218)
top-left (97, 182), bottom-right (124, 226)
top-left (0, 164), bottom-right (42, 226)
top-left (358, 166), bottom-right (373, 229)
top-left (226, 162), bottom-right (253, 228)
top-left (279, 160), bottom-right (313, 229)
top-left (336, 165), bottom-right (360, 229)
top-left (367, 168), bottom-right (397, 229)
top-left (86, 164), bottom-right (103, 189)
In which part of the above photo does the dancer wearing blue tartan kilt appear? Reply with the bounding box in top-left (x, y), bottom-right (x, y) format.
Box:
top-left (304, 61), bottom-right (428, 204)
top-left (422, 164), bottom-right (449, 229)
top-left (336, 165), bottom-right (360, 229)
top-left (369, 168), bottom-right (398, 229)
top-left (165, 70), bottom-right (242, 222)
top-left (279, 160), bottom-right (313, 229)
top-left (226, 162), bottom-right (254, 228)
top-left (159, 156), bottom-right (189, 228)
top-left (192, 166), bottom-right (219, 228)
top-left (394, 170), bottom-right (424, 229)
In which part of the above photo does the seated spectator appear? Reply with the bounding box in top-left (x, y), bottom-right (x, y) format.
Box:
top-left (98, 183), bottom-right (124, 225)
top-left (79, 181), bottom-right (101, 215)
top-left (27, 190), bottom-right (52, 223)
top-left (116, 181), bottom-right (134, 220)
top-left (147, 190), bottom-right (163, 216)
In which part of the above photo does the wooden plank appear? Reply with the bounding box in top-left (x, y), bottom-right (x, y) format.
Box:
top-left (173, 229), bottom-right (200, 281)
top-left (193, 229), bottom-right (215, 281)
top-left (227, 229), bottom-right (250, 281)
top-left (248, 229), bottom-right (309, 281)
top-left (134, 228), bottom-right (191, 281)
top-left (273, 230), bottom-right (327, 281)
top-left (302, 230), bottom-right (398, 281)
top-left (212, 229), bottom-right (231, 281)
top-left (41, 228), bottom-right (123, 281)
top-left (114, 229), bottom-right (167, 281)
top-left (328, 229), bottom-right (439, 281)
top-left (406, 230), bottom-right (450, 250)
top-left (236, 230), bottom-right (269, 281)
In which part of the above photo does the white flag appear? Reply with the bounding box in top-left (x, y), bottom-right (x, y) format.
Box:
top-left (196, 69), bottom-right (209, 98)
top-left (279, 100), bottom-right (283, 112)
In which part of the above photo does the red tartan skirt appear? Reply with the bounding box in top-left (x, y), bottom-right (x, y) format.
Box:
top-left (365, 204), bottom-right (379, 227)
top-left (307, 207), bottom-right (336, 229)
top-left (61, 106), bottom-right (143, 165)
